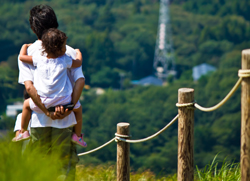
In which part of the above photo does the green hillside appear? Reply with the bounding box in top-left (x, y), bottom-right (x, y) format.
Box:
top-left (0, 0), bottom-right (249, 175)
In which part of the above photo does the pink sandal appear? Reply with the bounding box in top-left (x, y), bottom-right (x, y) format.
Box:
top-left (12, 130), bottom-right (30, 142)
top-left (71, 133), bottom-right (87, 147)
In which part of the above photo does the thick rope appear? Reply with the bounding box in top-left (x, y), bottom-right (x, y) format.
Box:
top-left (115, 133), bottom-right (131, 138)
top-left (194, 78), bottom-right (242, 112)
top-left (238, 69), bottom-right (250, 77)
top-left (78, 115), bottom-right (179, 155)
top-left (115, 114), bottom-right (179, 143)
top-left (190, 69), bottom-right (250, 112)
top-left (78, 138), bottom-right (115, 156)
top-left (176, 102), bottom-right (195, 109)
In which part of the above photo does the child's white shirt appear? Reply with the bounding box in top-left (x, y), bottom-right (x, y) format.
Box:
top-left (32, 54), bottom-right (73, 98)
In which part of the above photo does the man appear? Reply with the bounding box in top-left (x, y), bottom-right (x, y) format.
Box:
top-left (18, 4), bottom-right (85, 180)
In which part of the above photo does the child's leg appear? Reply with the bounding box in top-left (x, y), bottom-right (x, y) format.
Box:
top-left (73, 105), bottom-right (82, 137)
top-left (15, 130), bottom-right (21, 137)
top-left (71, 105), bottom-right (87, 147)
top-left (21, 98), bottom-right (32, 133)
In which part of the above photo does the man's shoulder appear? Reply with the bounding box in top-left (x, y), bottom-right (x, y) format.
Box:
top-left (29, 40), bottom-right (42, 49)
top-left (28, 40), bottom-right (43, 55)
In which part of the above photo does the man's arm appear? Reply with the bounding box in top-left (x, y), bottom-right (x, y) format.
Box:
top-left (24, 80), bottom-right (49, 116)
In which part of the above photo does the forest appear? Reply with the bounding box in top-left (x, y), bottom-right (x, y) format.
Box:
top-left (0, 0), bottom-right (249, 176)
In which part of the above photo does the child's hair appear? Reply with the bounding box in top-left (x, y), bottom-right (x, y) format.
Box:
top-left (41, 28), bottom-right (67, 57)
top-left (23, 89), bottom-right (30, 100)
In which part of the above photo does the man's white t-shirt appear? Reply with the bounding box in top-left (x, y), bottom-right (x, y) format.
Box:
top-left (18, 40), bottom-right (84, 128)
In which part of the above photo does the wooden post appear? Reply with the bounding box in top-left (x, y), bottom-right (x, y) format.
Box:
top-left (177, 88), bottom-right (194, 181)
top-left (117, 123), bottom-right (130, 181)
top-left (241, 50), bottom-right (250, 181)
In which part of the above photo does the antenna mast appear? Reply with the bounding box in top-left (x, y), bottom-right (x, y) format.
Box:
top-left (153, 0), bottom-right (176, 80)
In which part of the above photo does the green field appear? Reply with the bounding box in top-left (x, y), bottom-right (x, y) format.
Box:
top-left (0, 137), bottom-right (240, 181)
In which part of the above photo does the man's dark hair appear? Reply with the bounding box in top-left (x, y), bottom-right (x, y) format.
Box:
top-left (29, 5), bottom-right (59, 39)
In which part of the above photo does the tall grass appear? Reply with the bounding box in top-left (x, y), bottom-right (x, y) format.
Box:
top-left (195, 155), bottom-right (240, 181)
top-left (76, 155), bottom-right (241, 181)
top-left (0, 137), bottom-right (240, 181)
top-left (0, 138), bottom-right (64, 181)
top-left (75, 165), bottom-right (177, 181)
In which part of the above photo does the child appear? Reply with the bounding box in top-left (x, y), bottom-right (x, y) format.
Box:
top-left (13, 28), bottom-right (87, 147)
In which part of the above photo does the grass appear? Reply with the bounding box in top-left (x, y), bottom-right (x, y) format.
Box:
top-left (0, 137), bottom-right (240, 181)
top-left (195, 155), bottom-right (240, 181)
top-left (74, 155), bottom-right (241, 180)
top-left (0, 140), bottom-right (61, 181)
top-left (75, 165), bottom-right (177, 181)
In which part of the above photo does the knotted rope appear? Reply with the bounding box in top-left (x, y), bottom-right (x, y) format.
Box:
top-left (115, 114), bottom-right (179, 143)
top-left (193, 69), bottom-right (250, 112)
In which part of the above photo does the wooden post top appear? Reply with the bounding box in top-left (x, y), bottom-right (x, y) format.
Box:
top-left (242, 49), bottom-right (250, 55)
top-left (117, 123), bottom-right (130, 127)
top-left (117, 123), bottom-right (130, 135)
top-left (178, 88), bottom-right (194, 93)
top-left (178, 88), bottom-right (194, 104)
top-left (242, 49), bottom-right (250, 69)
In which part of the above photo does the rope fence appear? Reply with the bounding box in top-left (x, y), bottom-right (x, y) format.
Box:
top-left (115, 114), bottom-right (179, 143)
top-left (78, 138), bottom-right (116, 156)
top-left (77, 52), bottom-right (250, 181)
top-left (194, 77), bottom-right (242, 112)
top-left (78, 70), bottom-right (248, 156)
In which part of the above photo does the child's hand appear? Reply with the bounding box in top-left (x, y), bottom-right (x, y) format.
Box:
top-left (73, 49), bottom-right (83, 67)
top-left (21, 44), bottom-right (32, 50)
top-left (23, 43), bottom-right (32, 47)
top-left (75, 49), bottom-right (81, 54)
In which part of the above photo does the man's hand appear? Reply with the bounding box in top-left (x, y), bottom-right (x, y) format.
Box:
top-left (48, 105), bottom-right (72, 120)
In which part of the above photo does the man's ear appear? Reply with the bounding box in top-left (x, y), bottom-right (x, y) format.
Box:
top-left (31, 27), bottom-right (39, 39)
top-left (31, 27), bottom-right (35, 33)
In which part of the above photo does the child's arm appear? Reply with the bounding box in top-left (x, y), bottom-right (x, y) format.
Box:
top-left (71, 77), bottom-right (85, 106)
top-left (19, 44), bottom-right (33, 65)
top-left (71, 49), bottom-right (82, 68)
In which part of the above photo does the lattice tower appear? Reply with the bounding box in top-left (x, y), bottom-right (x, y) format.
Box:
top-left (153, 0), bottom-right (176, 79)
